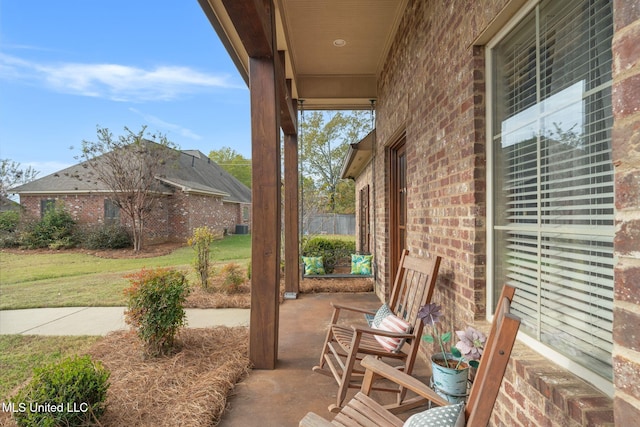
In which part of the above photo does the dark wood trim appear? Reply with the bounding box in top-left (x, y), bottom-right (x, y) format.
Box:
top-left (284, 86), bottom-right (299, 296)
top-left (221, 0), bottom-right (273, 57)
top-left (389, 136), bottom-right (406, 283)
top-left (278, 51), bottom-right (297, 134)
top-left (249, 55), bottom-right (281, 369)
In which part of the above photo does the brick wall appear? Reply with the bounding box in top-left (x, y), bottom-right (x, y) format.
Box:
top-left (612, 0), bottom-right (640, 424)
top-left (168, 191), bottom-right (248, 240)
top-left (365, 0), bottom-right (630, 425)
top-left (19, 192), bottom-right (249, 244)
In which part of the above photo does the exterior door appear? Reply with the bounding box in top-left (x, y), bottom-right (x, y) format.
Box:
top-left (359, 185), bottom-right (370, 253)
top-left (390, 138), bottom-right (406, 280)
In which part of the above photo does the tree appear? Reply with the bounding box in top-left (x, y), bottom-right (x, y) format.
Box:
top-left (300, 111), bottom-right (371, 213)
top-left (79, 126), bottom-right (178, 252)
top-left (209, 147), bottom-right (251, 188)
top-left (0, 159), bottom-right (39, 199)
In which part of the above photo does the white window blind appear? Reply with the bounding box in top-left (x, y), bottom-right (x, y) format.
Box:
top-left (490, 0), bottom-right (614, 379)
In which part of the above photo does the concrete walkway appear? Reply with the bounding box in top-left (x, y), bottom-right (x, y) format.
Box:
top-left (0, 307), bottom-right (250, 336)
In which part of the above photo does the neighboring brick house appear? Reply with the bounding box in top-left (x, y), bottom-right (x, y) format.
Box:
top-left (205, 0), bottom-right (638, 424)
top-left (12, 147), bottom-right (251, 243)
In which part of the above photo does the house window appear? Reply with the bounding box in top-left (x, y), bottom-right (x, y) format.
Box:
top-left (40, 199), bottom-right (56, 218)
top-left (488, 0), bottom-right (614, 385)
top-left (104, 199), bottom-right (120, 224)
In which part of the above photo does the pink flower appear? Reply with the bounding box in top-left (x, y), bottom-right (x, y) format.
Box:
top-left (455, 327), bottom-right (486, 361)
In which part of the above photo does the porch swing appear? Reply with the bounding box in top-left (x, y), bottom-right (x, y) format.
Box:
top-left (299, 102), bottom-right (375, 280)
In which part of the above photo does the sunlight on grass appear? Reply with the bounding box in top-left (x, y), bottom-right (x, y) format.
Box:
top-left (0, 234), bottom-right (251, 309)
top-left (0, 335), bottom-right (102, 400)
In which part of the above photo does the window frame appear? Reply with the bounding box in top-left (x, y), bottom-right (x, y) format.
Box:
top-left (104, 199), bottom-right (120, 224)
top-left (485, 0), bottom-right (614, 396)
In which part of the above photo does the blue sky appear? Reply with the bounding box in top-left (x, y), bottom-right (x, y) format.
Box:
top-left (0, 1), bottom-right (251, 179)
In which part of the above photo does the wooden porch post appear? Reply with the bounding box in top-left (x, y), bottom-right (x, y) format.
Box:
top-left (284, 79), bottom-right (300, 299)
top-left (249, 55), bottom-right (281, 369)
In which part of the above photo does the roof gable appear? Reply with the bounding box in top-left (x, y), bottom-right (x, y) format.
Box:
top-left (12, 145), bottom-right (251, 204)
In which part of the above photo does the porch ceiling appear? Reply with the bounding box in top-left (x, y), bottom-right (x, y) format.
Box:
top-left (199, 0), bottom-right (408, 110)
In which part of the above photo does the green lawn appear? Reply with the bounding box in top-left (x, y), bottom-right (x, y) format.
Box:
top-left (0, 234), bottom-right (251, 310)
top-left (0, 335), bottom-right (102, 400)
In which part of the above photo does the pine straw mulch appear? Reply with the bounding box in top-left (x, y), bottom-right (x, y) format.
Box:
top-left (185, 275), bottom-right (373, 309)
top-left (87, 327), bottom-right (251, 427)
top-left (0, 274), bottom-right (372, 427)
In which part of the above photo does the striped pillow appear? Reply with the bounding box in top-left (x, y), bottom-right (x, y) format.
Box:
top-left (373, 314), bottom-right (412, 352)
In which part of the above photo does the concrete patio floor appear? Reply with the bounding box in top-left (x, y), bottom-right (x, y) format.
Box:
top-left (219, 291), bottom-right (432, 427)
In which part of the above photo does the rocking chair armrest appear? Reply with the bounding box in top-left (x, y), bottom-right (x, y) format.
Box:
top-left (330, 302), bottom-right (377, 316)
top-left (361, 355), bottom-right (450, 408)
top-left (351, 325), bottom-right (414, 340)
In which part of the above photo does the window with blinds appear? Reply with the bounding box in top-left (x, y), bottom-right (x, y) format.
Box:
top-left (490, 0), bottom-right (614, 380)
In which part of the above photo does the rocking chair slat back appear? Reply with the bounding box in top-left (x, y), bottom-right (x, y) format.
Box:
top-left (312, 248), bottom-right (442, 412)
top-left (301, 285), bottom-right (521, 427)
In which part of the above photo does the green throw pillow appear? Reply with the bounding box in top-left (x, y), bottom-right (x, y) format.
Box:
top-left (302, 256), bottom-right (325, 275)
top-left (350, 254), bottom-right (373, 275)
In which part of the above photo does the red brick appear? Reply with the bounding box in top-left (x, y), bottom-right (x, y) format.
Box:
top-left (611, 116), bottom-right (640, 161)
top-left (614, 219), bottom-right (640, 255)
top-left (614, 396), bottom-right (640, 427)
top-left (613, 22), bottom-right (640, 74)
top-left (612, 74), bottom-right (640, 120)
top-left (613, 0), bottom-right (640, 30)
top-left (615, 169), bottom-right (640, 209)
top-left (567, 396), bottom-right (614, 425)
top-left (614, 262), bottom-right (640, 304)
top-left (585, 409), bottom-right (615, 427)
top-left (613, 307), bottom-right (640, 351)
top-left (613, 354), bottom-right (640, 397)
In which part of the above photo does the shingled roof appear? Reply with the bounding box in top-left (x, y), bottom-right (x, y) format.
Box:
top-left (12, 145), bottom-right (251, 204)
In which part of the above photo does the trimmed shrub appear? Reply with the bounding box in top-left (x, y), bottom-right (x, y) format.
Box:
top-left (124, 268), bottom-right (191, 357)
top-left (11, 355), bottom-right (110, 427)
top-left (0, 210), bottom-right (21, 248)
top-left (220, 263), bottom-right (245, 294)
top-left (188, 226), bottom-right (218, 289)
top-left (82, 223), bottom-right (132, 249)
top-left (0, 210), bottom-right (20, 233)
top-left (301, 237), bottom-right (356, 273)
top-left (19, 203), bottom-right (78, 249)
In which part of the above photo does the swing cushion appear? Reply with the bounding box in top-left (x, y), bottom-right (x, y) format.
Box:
top-left (302, 256), bottom-right (325, 275)
top-left (350, 254), bottom-right (373, 275)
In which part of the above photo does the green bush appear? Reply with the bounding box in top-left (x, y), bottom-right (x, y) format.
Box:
top-left (0, 210), bottom-right (21, 248)
top-left (124, 268), bottom-right (190, 357)
top-left (11, 355), bottom-right (110, 427)
top-left (188, 226), bottom-right (218, 289)
top-left (220, 263), bottom-right (245, 294)
top-left (0, 210), bottom-right (20, 233)
top-left (20, 203), bottom-right (78, 249)
top-left (301, 237), bottom-right (356, 273)
top-left (82, 223), bottom-right (132, 249)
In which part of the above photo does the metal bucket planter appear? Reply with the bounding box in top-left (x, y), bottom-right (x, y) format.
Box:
top-left (430, 352), bottom-right (470, 403)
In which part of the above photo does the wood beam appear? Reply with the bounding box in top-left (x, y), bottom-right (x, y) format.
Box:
top-left (284, 83), bottom-right (299, 298)
top-left (221, 0), bottom-right (272, 57)
top-left (277, 51), bottom-right (297, 135)
top-left (249, 54), bottom-right (281, 369)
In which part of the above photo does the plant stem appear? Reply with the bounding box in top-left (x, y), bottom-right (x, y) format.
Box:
top-left (431, 314), bottom-right (448, 366)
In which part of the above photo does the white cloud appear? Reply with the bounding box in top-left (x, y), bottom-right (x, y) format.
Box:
top-left (0, 53), bottom-right (242, 102)
top-left (129, 108), bottom-right (202, 141)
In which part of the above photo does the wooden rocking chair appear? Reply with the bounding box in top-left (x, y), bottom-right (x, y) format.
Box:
top-left (312, 249), bottom-right (442, 412)
top-left (301, 285), bottom-right (521, 427)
